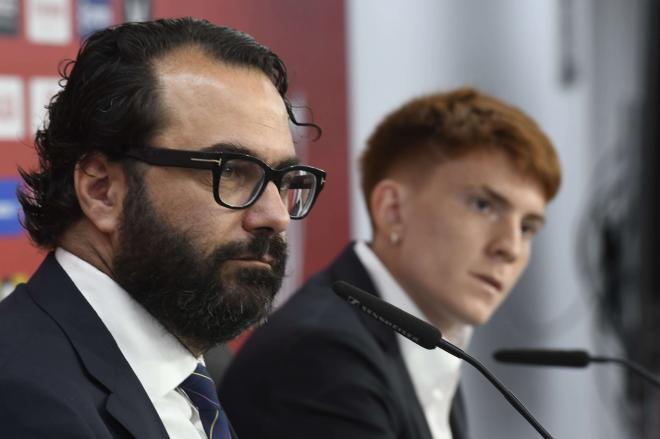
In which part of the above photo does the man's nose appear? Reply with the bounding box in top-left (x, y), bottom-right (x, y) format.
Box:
top-left (487, 218), bottom-right (522, 263)
top-left (242, 181), bottom-right (290, 235)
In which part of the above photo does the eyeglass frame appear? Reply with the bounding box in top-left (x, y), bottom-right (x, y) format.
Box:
top-left (124, 146), bottom-right (326, 219)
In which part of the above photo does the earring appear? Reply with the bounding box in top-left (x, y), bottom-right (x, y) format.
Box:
top-left (389, 231), bottom-right (400, 245)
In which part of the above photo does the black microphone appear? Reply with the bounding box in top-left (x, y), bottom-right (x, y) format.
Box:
top-left (332, 280), bottom-right (554, 439)
top-left (495, 349), bottom-right (590, 367)
top-left (494, 348), bottom-right (660, 389)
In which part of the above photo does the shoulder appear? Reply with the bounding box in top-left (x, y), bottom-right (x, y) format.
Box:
top-left (220, 276), bottom-right (408, 439)
top-left (0, 285), bottom-right (68, 370)
top-left (0, 373), bottom-right (98, 438)
top-left (0, 282), bottom-right (147, 438)
top-left (0, 285), bottom-right (104, 406)
top-left (0, 290), bottom-right (109, 438)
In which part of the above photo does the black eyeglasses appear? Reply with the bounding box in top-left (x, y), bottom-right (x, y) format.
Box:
top-left (125, 147), bottom-right (326, 219)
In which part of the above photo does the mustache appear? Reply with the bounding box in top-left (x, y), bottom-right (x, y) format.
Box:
top-left (212, 234), bottom-right (288, 267)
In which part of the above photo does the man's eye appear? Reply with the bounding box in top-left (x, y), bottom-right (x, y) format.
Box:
top-left (470, 197), bottom-right (492, 213)
top-left (222, 164), bottom-right (248, 180)
top-left (521, 222), bottom-right (540, 237)
top-left (222, 166), bottom-right (236, 177)
top-left (221, 160), bottom-right (259, 182)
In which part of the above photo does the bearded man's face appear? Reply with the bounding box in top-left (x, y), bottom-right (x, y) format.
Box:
top-left (113, 173), bottom-right (287, 353)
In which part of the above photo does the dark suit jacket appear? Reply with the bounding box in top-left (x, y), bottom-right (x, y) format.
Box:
top-left (220, 244), bottom-right (469, 439)
top-left (0, 254), bottom-right (170, 438)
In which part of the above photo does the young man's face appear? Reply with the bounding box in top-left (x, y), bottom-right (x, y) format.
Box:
top-left (393, 149), bottom-right (547, 333)
top-left (112, 49), bottom-right (296, 351)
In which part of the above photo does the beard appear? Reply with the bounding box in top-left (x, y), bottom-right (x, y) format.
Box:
top-left (112, 176), bottom-right (288, 353)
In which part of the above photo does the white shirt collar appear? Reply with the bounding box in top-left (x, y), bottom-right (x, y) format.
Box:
top-left (353, 241), bottom-right (472, 439)
top-left (54, 248), bottom-right (199, 400)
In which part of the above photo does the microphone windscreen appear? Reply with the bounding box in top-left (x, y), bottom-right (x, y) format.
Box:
top-left (332, 280), bottom-right (441, 349)
top-left (494, 349), bottom-right (591, 368)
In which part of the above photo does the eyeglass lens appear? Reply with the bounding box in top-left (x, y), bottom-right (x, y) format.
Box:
top-left (282, 170), bottom-right (317, 218)
top-left (217, 158), bottom-right (318, 218)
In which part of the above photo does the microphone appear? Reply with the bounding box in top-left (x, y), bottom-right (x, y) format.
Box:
top-left (494, 349), bottom-right (590, 367)
top-left (494, 348), bottom-right (660, 389)
top-left (332, 280), bottom-right (554, 439)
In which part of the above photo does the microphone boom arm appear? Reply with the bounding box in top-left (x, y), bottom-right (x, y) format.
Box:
top-left (438, 339), bottom-right (553, 439)
top-left (494, 348), bottom-right (660, 390)
top-left (590, 356), bottom-right (660, 389)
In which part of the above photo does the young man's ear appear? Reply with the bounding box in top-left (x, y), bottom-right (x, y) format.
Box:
top-left (74, 153), bottom-right (128, 234)
top-left (369, 179), bottom-right (407, 245)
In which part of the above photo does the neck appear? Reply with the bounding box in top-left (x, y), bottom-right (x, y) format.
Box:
top-left (58, 220), bottom-right (116, 279)
top-left (178, 336), bottom-right (208, 358)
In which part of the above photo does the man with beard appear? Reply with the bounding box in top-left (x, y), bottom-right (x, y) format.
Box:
top-left (0, 18), bottom-right (325, 439)
top-left (220, 88), bottom-right (561, 439)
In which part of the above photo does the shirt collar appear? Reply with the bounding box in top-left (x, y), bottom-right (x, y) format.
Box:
top-left (353, 241), bottom-right (472, 416)
top-left (55, 248), bottom-right (199, 400)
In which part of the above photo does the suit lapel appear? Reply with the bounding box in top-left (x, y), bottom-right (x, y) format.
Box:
top-left (327, 244), bottom-right (434, 439)
top-left (27, 254), bottom-right (169, 439)
top-left (449, 386), bottom-right (470, 439)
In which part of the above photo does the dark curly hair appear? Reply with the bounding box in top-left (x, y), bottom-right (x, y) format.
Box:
top-left (18, 17), bottom-right (319, 249)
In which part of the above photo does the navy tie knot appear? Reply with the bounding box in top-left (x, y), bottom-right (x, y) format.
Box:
top-left (180, 363), bottom-right (232, 438)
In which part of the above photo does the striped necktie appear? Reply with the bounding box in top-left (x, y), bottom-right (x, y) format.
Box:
top-left (179, 363), bottom-right (232, 439)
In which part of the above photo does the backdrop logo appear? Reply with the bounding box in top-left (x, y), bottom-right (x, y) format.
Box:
top-left (77, 0), bottom-right (113, 38)
top-left (0, 178), bottom-right (22, 236)
top-left (26, 0), bottom-right (72, 45)
top-left (123, 0), bottom-right (151, 22)
top-left (0, 76), bottom-right (24, 140)
top-left (0, 0), bottom-right (19, 35)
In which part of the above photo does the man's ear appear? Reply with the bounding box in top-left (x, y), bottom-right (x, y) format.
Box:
top-left (369, 179), bottom-right (407, 243)
top-left (74, 153), bottom-right (127, 235)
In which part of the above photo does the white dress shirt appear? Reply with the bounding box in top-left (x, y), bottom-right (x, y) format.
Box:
top-left (55, 248), bottom-right (208, 439)
top-left (354, 241), bottom-right (473, 439)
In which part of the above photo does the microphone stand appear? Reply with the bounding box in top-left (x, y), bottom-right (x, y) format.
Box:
top-left (590, 355), bottom-right (660, 389)
top-left (438, 339), bottom-right (553, 439)
top-left (494, 348), bottom-right (660, 390)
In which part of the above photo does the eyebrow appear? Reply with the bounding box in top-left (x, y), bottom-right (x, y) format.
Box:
top-left (480, 185), bottom-right (546, 225)
top-left (200, 142), bottom-right (300, 169)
